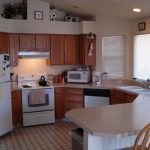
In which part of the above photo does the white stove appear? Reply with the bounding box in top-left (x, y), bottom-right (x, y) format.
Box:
top-left (18, 73), bottom-right (55, 126)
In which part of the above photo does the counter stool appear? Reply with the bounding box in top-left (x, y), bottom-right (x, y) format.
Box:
top-left (121, 123), bottom-right (150, 150)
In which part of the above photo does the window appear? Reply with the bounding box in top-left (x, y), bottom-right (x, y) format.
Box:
top-left (134, 34), bottom-right (150, 80)
top-left (102, 36), bottom-right (126, 78)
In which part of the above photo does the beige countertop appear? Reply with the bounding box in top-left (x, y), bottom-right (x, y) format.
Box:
top-left (66, 94), bottom-right (150, 137)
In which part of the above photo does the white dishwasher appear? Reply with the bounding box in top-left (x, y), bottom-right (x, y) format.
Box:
top-left (84, 89), bottom-right (110, 108)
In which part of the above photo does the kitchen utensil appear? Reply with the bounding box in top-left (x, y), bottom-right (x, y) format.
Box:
top-left (39, 76), bottom-right (47, 86)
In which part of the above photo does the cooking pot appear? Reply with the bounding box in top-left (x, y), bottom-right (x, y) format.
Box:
top-left (39, 76), bottom-right (47, 86)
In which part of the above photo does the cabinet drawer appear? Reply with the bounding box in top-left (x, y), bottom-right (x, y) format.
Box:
top-left (64, 94), bottom-right (83, 102)
top-left (64, 88), bottom-right (83, 95)
top-left (55, 87), bottom-right (63, 94)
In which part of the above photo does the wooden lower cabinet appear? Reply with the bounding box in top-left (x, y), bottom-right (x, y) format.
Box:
top-left (11, 90), bottom-right (22, 125)
top-left (63, 88), bottom-right (83, 116)
top-left (55, 88), bottom-right (63, 119)
top-left (110, 89), bottom-right (138, 105)
top-left (55, 87), bottom-right (84, 118)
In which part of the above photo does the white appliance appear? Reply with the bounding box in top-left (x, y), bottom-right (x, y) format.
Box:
top-left (18, 74), bottom-right (55, 126)
top-left (67, 71), bottom-right (91, 83)
top-left (0, 54), bottom-right (13, 136)
top-left (84, 89), bottom-right (110, 108)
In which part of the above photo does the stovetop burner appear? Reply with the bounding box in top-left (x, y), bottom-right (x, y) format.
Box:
top-left (22, 85), bottom-right (32, 88)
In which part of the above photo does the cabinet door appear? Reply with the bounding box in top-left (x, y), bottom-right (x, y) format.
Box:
top-left (50, 35), bottom-right (65, 65)
top-left (126, 93), bottom-right (137, 103)
top-left (65, 35), bottom-right (79, 64)
top-left (11, 90), bottom-right (22, 125)
top-left (9, 34), bottom-right (19, 66)
top-left (79, 34), bottom-right (96, 65)
top-left (110, 90), bottom-right (126, 104)
top-left (35, 34), bottom-right (49, 52)
top-left (63, 88), bottom-right (83, 116)
top-left (19, 34), bottom-right (35, 51)
top-left (0, 33), bottom-right (9, 53)
top-left (55, 88), bottom-right (63, 119)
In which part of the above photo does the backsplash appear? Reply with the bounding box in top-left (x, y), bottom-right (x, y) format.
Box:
top-left (11, 58), bottom-right (80, 75)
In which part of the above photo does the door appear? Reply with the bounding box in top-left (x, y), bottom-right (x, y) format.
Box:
top-left (19, 34), bottom-right (35, 51)
top-left (36, 34), bottom-right (49, 52)
top-left (0, 82), bottom-right (12, 136)
top-left (50, 35), bottom-right (65, 65)
top-left (65, 35), bottom-right (79, 64)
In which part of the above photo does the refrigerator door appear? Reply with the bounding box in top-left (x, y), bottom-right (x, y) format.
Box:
top-left (0, 54), bottom-right (10, 83)
top-left (0, 81), bottom-right (13, 136)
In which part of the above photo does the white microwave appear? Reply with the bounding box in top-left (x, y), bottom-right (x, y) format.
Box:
top-left (67, 71), bottom-right (91, 83)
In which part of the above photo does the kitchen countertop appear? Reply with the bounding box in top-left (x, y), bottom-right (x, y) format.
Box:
top-left (66, 93), bottom-right (150, 137)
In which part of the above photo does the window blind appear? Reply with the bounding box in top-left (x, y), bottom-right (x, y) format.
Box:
top-left (102, 36), bottom-right (126, 78)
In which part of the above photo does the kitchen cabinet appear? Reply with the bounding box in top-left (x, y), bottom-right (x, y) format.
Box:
top-left (19, 34), bottom-right (49, 52)
top-left (35, 34), bottom-right (50, 52)
top-left (79, 34), bottom-right (96, 65)
top-left (11, 90), bottom-right (22, 126)
top-left (65, 35), bottom-right (79, 64)
top-left (110, 89), bottom-right (138, 105)
top-left (0, 33), bottom-right (9, 53)
top-left (55, 87), bottom-right (64, 119)
top-left (9, 34), bottom-right (19, 66)
top-left (63, 88), bottom-right (83, 116)
top-left (50, 34), bottom-right (79, 65)
top-left (19, 34), bottom-right (35, 51)
top-left (50, 35), bottom-right (65, 65)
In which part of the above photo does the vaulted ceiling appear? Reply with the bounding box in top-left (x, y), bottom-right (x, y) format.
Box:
top-left (42, 0), bottom-right (150, 19)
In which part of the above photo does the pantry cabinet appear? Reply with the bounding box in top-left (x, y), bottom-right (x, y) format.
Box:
top-left (0, 33), bottom-right (9, 53)
top-left (50, 35), bottom-right (79, 65)
top-left (110, 89), bottom-right (138, 105)
top-left (19, 34), bottom-right (49, 52)
top-left (11, 90), bottom-right (22, 125)
top-left (55, 88), bottom-right (64, 119)
top-left (9, 34), bottom-right (19, 66)
top-left (50, 35), bottom-right (65, 65)
top-left (79, 34), bottom-right (96, 65)
top-left (63, 88), bottom-right (83, 116)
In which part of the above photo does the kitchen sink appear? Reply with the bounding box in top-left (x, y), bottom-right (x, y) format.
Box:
top-left (118, 86), bottom-right (150, 94)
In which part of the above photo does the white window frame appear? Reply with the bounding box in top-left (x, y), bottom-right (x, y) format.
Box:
top-left (102, 35), bottom-right (126, 78)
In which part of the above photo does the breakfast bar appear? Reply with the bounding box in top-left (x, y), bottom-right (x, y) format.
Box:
top-left (66, 94), bottom-right (150, 150)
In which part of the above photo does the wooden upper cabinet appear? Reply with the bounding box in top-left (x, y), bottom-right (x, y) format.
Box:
top-left (79, 34), bottom-right (96, 65)
top-left (9, 34), bottom-right (19, 66)
top-left (35, 34), bottom-right (49, 52)
top-left (50, 35), bottom-right (65, 65)
top-left (0, 33), bottom-right (9, 54)
top-left (19, 34), bottom-right (35, 51)
top-left (64, 35), bottom-right (79, 65)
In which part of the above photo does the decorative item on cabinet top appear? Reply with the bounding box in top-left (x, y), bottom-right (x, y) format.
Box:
top-left (87, 32), bottom-right (95, 57)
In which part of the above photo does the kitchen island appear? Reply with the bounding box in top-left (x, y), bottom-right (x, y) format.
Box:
top-left (66, 94), bottom-right (150, 150)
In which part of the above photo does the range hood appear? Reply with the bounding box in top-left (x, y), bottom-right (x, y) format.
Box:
top-left (18, 51), bottom-right (50, 58)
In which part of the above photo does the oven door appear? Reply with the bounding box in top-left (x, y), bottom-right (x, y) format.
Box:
top-left (22, 88), bottom-right (54, 113)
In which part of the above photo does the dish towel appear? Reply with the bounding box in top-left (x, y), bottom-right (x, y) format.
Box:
top-left (29, 89), bottom-right (46, 105)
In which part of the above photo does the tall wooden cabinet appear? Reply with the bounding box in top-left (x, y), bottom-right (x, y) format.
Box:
top-left (11, 90), bottom-right (22, 125)
top-left (0, 33), bottom-right (9, 53)
top-left (9, 34), bottom-right (19, 66)
top-left (79, 34), bottom-right (96, 65)
top-left (50, 35), bottom-right (65, 65)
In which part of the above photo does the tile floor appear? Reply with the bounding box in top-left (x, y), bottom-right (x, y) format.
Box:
top-left (0, 121), bottom-right (76, 150)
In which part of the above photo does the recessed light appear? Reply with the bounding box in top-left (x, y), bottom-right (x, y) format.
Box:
top-left (133, 8), bottom-right (141, 13)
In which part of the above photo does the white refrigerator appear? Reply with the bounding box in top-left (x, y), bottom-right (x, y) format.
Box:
top-left (0, 54), bottom-right (13, 136)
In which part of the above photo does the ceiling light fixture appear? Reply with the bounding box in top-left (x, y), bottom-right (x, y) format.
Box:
top-left (133, 8), bottom-right (141, 13)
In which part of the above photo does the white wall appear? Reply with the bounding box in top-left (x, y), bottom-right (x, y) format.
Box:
top-left (96, 17), bottom-right (134, 79)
